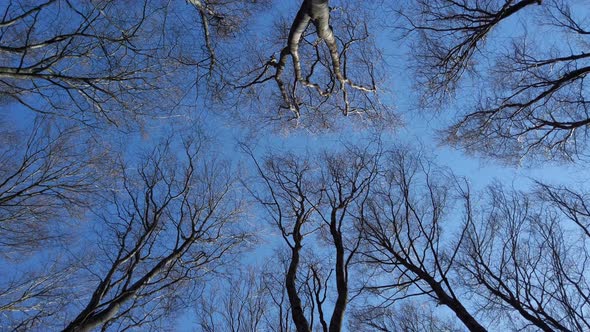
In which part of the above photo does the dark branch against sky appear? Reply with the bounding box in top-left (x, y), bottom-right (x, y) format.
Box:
top-left (1, 1), bottom-right (590, 331)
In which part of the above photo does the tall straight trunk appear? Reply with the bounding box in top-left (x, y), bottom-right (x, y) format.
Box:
top-left (328, 207), bottom-right (348, 332)
top-left (286, 242), bottom-right (311, 332)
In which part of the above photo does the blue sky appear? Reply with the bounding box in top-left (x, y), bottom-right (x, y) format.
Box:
top-left (170, 2), bottom-right (590, 328)
top-left (2, 0), bottom-right (589, 330)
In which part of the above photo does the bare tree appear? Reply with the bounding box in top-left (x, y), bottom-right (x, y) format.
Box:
top-left (1, 1), bottom-right (151, 126)
top-left (186, 0), bottom-right (263, 85)
top-left (195, 267), bottom-right (272, 332)
top-left (0, 262), bottom-right (84, 331)
top-left (326, 147), bottom-right (590, 332)
top-left (59, 138), bottom-right (247, 331)
top-left (237, 0), bottom-right (392, 131)
top-left (6, 1), bottom-right (590, 331)
top-left (315, 146), bottom-right (379, 332)
top-left (260, 254), bottom-right (298, 332)
top-left (246, 142), bottom-right (379, 332)
top-left (459, 183), bottom-right (590, 331)
top-left (404, 0), bottom-right (590, 160)
top-left (0, 118), bottom-right (108, 255)
top-left (0, 134), bottom-right (249, 331)
top-left (240, 145), bottom-right (590, 332)
top-left (404, 0), bottom-right (541, 104)
top-left (247, 150), bottom-right (318, 332)
top-left (350, 301), bottom-right (464, 332)
top-left (0, 0), bottom-right (262, 128)
top-left (358, 149), bottom-right (487, 331)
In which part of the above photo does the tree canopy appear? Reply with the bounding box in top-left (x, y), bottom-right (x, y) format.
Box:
top-left (1, 1), bottom-right (589, 331)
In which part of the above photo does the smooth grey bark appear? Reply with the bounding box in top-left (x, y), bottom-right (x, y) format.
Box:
top-left (242, 0), bottom-right (378, 121)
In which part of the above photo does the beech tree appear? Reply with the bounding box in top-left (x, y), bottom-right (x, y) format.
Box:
top-left (0, 263), bottom-right (82, 330)
top-left (0, 118), bottom-right (108, 254)
top-left (459, 183), bottom-right (590, 331)
top-left (357, 149), bottom-right (590, 331)
top-left (358, 149), bottom-right (486, 331)
top-left (247, 142), bottom-right (378, 332)
top-left (62, 139), bottom-right (246, 331)
top-left (1, 1), bottom-right (161, 127)
top-left (3, 1), bottom-right (590, 331)
top-left (239, 143), bottom-right (590, 332)
top-left (196, 268), bottom-right (270, 332)
top-left (0, 0), bottom-right (258, 128)
top-left (186, 0), bottom-right (262, 81)
top-left (404, 0), bottom-right (590, 160)
top-left (0, 137), bottom-right (248, 331)
top-left (238, 0), bottom-right (391, 130)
